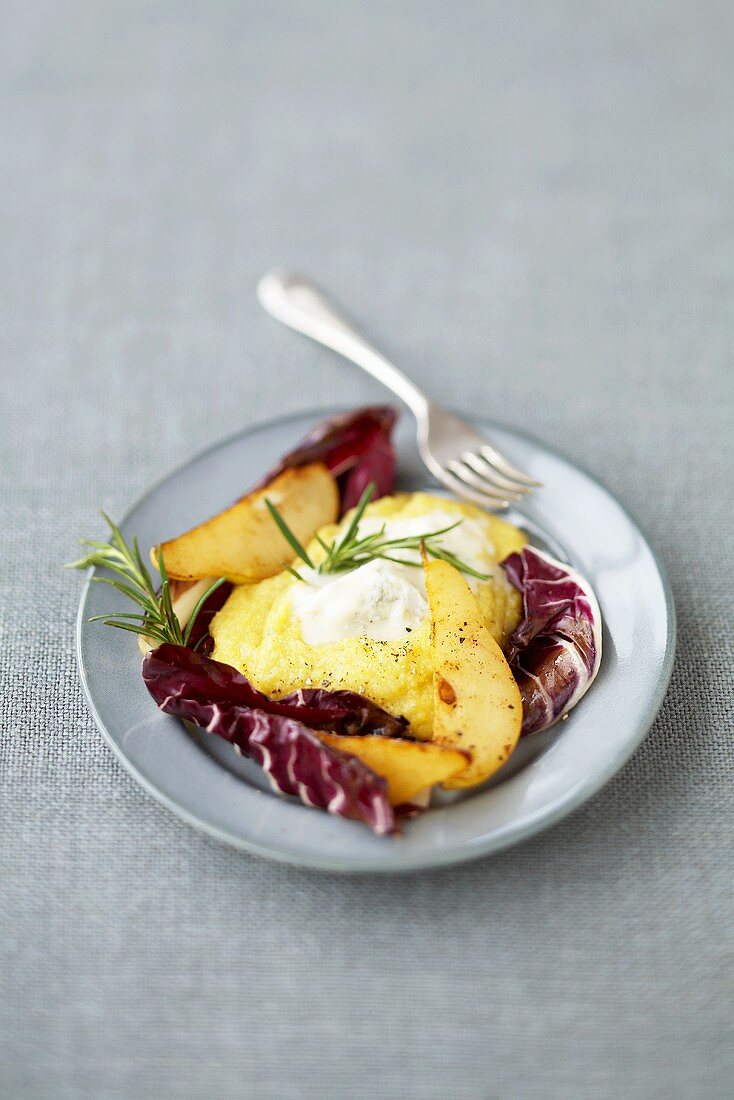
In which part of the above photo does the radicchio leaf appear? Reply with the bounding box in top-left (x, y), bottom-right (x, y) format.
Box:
top-left (142, 644), bottom-right (397, 834)
top-left (143, 644), bottom-right (407, 736)
top-left (254, 406), bottom-right (398, 515)
top-left (501, 547), bottom-right (602, 736)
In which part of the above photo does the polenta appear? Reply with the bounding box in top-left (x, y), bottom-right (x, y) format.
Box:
top-left (210, 493), bottom-right (526, 738)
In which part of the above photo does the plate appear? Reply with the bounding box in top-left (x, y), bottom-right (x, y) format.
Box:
top-left (76, 409), bottom-right (675, 872)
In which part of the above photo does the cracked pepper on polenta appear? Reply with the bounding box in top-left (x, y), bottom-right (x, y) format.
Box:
top-left (210, 492), bottom-right (526, 738)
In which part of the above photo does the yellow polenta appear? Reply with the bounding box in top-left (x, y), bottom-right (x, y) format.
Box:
top-left (210, 492), bottom-right (526, 738)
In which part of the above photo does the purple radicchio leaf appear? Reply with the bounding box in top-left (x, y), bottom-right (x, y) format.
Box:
top-left (252, 405), bottom-right (399, 515)
top-left (500, 546), bottom-right (602, 736)
top-left (141, 644), bottom-right (397, 835)
top-left (143, 644), bottom-right (407, 736)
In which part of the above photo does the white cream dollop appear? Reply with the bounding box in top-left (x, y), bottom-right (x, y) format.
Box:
top-left (290, 509), bottom-right (493, 645)
top-left (292, 558), bottom-right (428, 644)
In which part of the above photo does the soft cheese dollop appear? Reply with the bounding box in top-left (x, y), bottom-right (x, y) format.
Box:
top-left (290, 510), bottom-right (493, 644)
top-left (292, 558), bottom-right (428, 644)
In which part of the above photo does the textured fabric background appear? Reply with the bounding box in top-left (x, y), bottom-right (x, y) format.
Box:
top-left (2, 2), bottom-right (732, 1098)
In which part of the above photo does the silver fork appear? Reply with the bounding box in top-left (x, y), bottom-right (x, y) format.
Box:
top-left (257, 271), bottom-right (541, 508)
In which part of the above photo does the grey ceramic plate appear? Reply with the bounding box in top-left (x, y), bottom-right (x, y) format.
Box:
top-left (77, 409), bottom-right (675, 873)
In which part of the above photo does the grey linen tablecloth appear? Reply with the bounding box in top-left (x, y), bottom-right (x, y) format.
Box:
top-left (2, 2), bottom-right (733, 1098)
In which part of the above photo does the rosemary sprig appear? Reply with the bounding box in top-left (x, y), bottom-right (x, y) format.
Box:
top-left (66, 513), bottom-right (227, 648)
top-left (266, 483), bottom-right (491, 581)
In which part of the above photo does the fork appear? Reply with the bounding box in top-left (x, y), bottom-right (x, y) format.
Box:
top-left (257, 271), bottom-right (541, 508)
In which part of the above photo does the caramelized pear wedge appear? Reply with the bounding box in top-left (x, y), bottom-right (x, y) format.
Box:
top-left (317, 733), bottom-right (468, 806)
top-left (153, 463), bottom-right (339, 584)
top-left (424, 558), bottom-right (523, 789)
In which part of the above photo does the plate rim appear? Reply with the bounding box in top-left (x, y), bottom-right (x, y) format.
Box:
top-left (75, 406), bottom-right (677, 873)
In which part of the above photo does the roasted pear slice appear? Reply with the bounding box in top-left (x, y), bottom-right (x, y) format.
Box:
top-left (154, 463), bottom-right (339, 584)
top-left (317, 732), bottom-right (468, 806)
top-left (424, 558), bottom-right (522, 788)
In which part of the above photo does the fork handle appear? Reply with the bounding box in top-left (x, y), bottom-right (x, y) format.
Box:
top-left (257, 271), bottom-right (429, 418)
